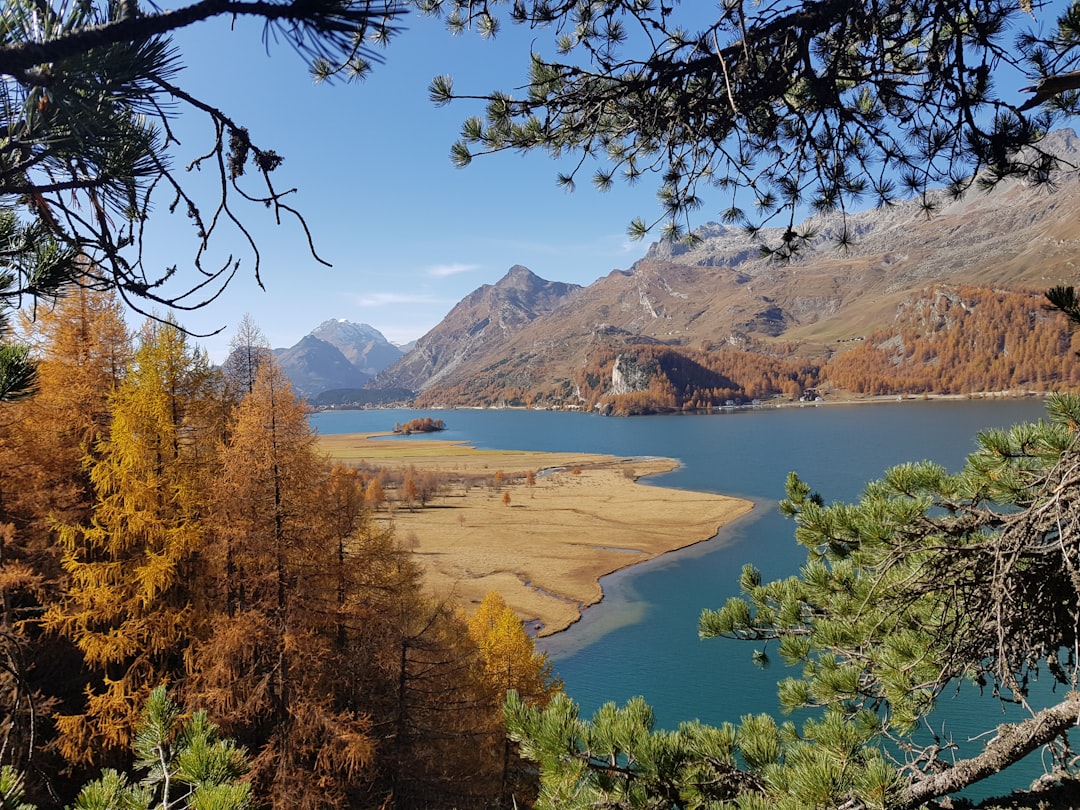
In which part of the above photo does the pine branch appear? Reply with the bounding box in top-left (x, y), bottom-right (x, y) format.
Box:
top-left (898, 693), bottom-right (1080, 809)
top-left (0, 0), bottom-right (397, 78)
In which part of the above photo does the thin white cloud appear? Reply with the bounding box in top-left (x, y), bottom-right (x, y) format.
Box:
top-left (426, 262), bottom-right (480, 278)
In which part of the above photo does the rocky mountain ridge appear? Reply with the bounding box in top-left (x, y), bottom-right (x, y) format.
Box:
top-left (273, 320), bottom-right (402, 399)
top-left (372, 265), bottom-right (583, 394)
top-left (368, 129), bottom-right (1080, 407)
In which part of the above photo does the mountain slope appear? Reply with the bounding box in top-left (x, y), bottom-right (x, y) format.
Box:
top-left (374, 265), bottom-right (583, 392)
top-left (274, 335), bottom-right (371, 399)
top-left (309, 319), bottom-right (403, 376)
top-left (371, 131), bottom-right (1080, 408)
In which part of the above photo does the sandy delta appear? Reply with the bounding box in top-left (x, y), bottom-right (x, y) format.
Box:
top-left (319, 431), bottom-right (753, 636)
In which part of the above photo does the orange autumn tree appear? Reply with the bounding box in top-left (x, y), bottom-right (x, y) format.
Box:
top-left (1, 287), bottom-right (131, 578)
top-left (0, 287), bottom-right (131, 782)
top-left (467, 591), bottom-right (560, 706)
top-left (185, 356), bottom-right (376, 810)
top-left (374, 588), bottom-right (511, 808)
top-left (364, 476), bottom-right (385, 511)
top-left (14, 288), bottom-right (131, 510)
top-left (44, 318), bottom-right (219, 765)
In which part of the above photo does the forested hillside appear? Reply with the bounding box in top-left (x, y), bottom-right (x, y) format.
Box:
top-left (380, 150), bottom-right (1080, 412)
top-left (0, 288), bottom-right (557, 809)
top-left (415, 285), bottom-right (1080, 413)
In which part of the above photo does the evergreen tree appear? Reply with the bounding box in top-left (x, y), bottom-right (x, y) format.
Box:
top-left (0, 686), bottom-right (252, 810)
top-left (0, 0), bottom-right (405, 313)
top-left (0, 210), bottom-right (75, 403)
top-left (425, 0), bottom-right (1080, 249)
top-left (69, 686), bottom-right (251, 810)
top-left (508, 392), bottom-right (1080, 808)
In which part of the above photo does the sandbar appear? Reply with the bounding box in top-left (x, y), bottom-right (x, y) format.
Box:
top-left (319, 431), bottom-right (754, 636)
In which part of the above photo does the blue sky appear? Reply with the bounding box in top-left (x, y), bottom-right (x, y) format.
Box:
top-left (137, 3), bottom-right (1066, 363)
top-left (144, 9), bottom-right (666, 361)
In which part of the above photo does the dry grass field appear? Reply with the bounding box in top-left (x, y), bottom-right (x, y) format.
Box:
top-left (319, 431), bottom-right (754, 635)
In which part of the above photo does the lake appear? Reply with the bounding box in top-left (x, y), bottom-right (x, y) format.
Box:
top-left (312, 397), bottom-right (1052, 799)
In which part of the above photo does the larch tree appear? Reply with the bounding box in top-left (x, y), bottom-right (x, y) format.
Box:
top-left (0, 287), bottom-right (131, 788)
top-left (364, 476), bottom-right (386, 511)
top-left (468, 591), bottom-right (559, 707)
top-left (219, 314), bottom-right (272, 403)
top-left (376, 589), bottom-right (512, 809)
top-left (11, 287), bottom-right (132, 523)
top-left (185, 356), bottom-right (376, 810)
top-left (467, 590), bottom-right (560, 805)
top-left (42, 318), bottom-right (219, 766)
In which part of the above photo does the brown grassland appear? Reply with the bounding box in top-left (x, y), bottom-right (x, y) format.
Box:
top-left (319, 431), bottom-right (753, 635)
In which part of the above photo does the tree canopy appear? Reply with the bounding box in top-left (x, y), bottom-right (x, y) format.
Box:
top-left (425, 0), bottom-right (1080, 252)
top-left (507, 392), bottom-right (1080, 809)
top-left (0, 0), bottom-right (406, 313)
top-left (0, 0), bottom-right (406, 401)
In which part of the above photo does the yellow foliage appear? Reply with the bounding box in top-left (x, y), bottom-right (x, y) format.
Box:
top-left (43, 318), bottom-right (218, 763)
top-left (467, 591), bottom-right (561, 705)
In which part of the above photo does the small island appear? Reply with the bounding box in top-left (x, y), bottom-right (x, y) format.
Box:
top-left (393, 417), bottom-right (447, 435)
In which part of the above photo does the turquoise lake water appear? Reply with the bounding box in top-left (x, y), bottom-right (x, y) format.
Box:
top-left (311, 398), bottom-right (1053, 800)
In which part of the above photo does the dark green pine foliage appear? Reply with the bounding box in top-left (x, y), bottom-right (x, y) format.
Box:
top-left (0, 687), bottom-right (251, 810)
top-left (509, 393), bottom-right (1080, 809)
top-left (0, 0), bottom-right (407, 308)
top-left (424, 0), bottom-right (1080, 252)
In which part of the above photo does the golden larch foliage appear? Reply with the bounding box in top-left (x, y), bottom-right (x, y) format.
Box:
top-left (467, 591), bottom-right (561, 705)
top-left (43, 318), bottom-right (217, 765)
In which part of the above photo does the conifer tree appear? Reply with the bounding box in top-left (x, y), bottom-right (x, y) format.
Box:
top-left (0, 0), bottom-right (405, 314)
top-left (508, 392), bottom-right (1080, 808)
top-left (0, 210), bottom-right (75, 404)
top-left (379, 592), bottom-right (504, 808)
top-left (220, 314), bottom-right (272, 403)
top-left (426, 0), bottom-right (1080, 250)
top-left (9, 288), bottom-right (131, 525)
top-left (468, 591), bottom-right (560, 805)
top-left (468, 591), bottom-right (559, 707)
top-left (68, 686), bottom-right (252, 810)
top-left (43, 318), bottom-right (218, 766)
top-left (364, 477), bottom-right (385, 511)
top-left (0, 288), bottom-right (131, 788)
top-left (185, 357), bottom-right (375, 810)
top-left (0, 687), bottom-right (251, 810)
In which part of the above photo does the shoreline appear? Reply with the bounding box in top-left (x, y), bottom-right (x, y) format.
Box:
top-left (319, 432), bottom-right (754, 636)
top-left (312, 389), bottom-right (1049, 420)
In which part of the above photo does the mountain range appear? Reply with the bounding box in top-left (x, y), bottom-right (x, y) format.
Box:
top-left (282, 129), bottom-right (1080, 408)
top-left (272, 319), bottom-right (403, 400)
